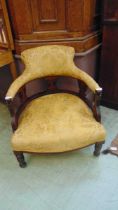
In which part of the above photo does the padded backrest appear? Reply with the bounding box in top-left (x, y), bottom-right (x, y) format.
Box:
top-left (6, 45), bottom-right (100, 99)
top-left (21, 45), bottom-right (75, 76)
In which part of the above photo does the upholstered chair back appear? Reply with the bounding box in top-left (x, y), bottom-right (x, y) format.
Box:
top-left (6, 45), bottom-right (100, 99)
top-left (21, 45), bottom-right (75, 76)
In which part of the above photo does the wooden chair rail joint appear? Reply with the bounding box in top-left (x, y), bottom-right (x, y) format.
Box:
top-left (92, 87), bottom-right (103, 122)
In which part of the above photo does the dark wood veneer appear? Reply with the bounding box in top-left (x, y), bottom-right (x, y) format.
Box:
top-left (99, 0), bottom-right (118, 109)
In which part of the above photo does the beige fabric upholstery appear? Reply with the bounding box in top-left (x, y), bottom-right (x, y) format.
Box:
top-left (6, 45), bottom-right (100, 99)
top-left (12, 93), bottom-right (106, 153)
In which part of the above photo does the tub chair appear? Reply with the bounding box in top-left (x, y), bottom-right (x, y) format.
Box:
top-left (5, 45), bottom-right (106, 167)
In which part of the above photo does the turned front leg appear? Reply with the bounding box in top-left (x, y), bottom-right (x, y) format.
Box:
top-left (94, 142), bottom-right (104, 156)
top-left (14, 151), bottom-right (27, 168)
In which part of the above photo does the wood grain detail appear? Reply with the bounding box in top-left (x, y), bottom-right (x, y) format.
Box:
top-left (6, 0), bottom-right (102, 54)
top-left (39, 0), bottom-right (58, 23)
top-left (99, 0), bottom-right (118, 109)
top-left (103, 0), bottom-right (118, 20)
top-left (14, 32), bottom-right (101, 54)
top-left (30, 0), bottom-right (65, 31)
top-left (0, 50), bottom-right (13, 67)
top-left (7, 0), bottom-right (33, 35)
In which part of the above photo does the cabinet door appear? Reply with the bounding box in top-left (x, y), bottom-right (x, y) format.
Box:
top-left (30, 0), bottom-right (65, 31)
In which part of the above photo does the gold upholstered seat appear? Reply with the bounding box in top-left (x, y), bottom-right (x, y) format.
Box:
top-left (5, 45), bottom-right (106, 167)
top-left (12, 93), bottom-right (105, 153)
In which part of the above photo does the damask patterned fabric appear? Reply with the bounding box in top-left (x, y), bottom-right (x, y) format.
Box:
top-left (6, 45), bottom-right (100, 99)
top-left (12, 93), bottom-right (106, 153)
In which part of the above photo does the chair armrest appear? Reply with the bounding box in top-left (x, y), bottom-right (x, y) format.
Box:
top-left (71, 66), bottom-right (101, 93)
top-left (5, 72), bottom-right (30, 100)
top-left (5, 64), bottom-right (101, 100)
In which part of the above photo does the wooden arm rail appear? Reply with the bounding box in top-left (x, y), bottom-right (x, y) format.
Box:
top-left (5, 76), bottom-right (102, 132)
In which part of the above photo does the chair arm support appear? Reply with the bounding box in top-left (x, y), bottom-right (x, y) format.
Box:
top-left (5, 97), bottom-right (18, 131)
top-left (92, 88), bottom-right (102, 122)
top-left (5, 97), bottom-right (14, 115)
top-left (5, 86), bottom-right (27, 131)
top-left (11, 116), bottom-right (18, 131)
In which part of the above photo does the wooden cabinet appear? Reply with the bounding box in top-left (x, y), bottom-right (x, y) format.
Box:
top-left (99, 0), bottom-right (118, 109)
top-left (0, 0), bottom-right (13, 49)
top-left (0, 0), bottom-right (15, 69)
top-left (0, 0), bottom-right (17, 101)
top-left (7, 0), bottom-right (102, 55)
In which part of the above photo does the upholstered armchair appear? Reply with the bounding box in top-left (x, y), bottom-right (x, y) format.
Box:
top-left (5, 45), bottom-right (106, 168)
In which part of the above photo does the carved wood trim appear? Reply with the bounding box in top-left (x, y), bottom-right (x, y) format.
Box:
top-left (39, 0), bottom-right (58, 23)
top-left (14, 31), bottom-right (101, 54)
top-left (30, 0), bottom-right (65, 31)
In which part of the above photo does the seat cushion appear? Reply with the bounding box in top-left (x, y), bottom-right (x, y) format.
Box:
top-left (12, 93), bottom-right (106, 153)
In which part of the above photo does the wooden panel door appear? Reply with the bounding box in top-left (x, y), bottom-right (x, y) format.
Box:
top-left (30, 0), bottom-right (65, 31)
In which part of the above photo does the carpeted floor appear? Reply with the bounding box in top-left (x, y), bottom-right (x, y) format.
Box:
top-left (0, 103), bottom-right (118, 210)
